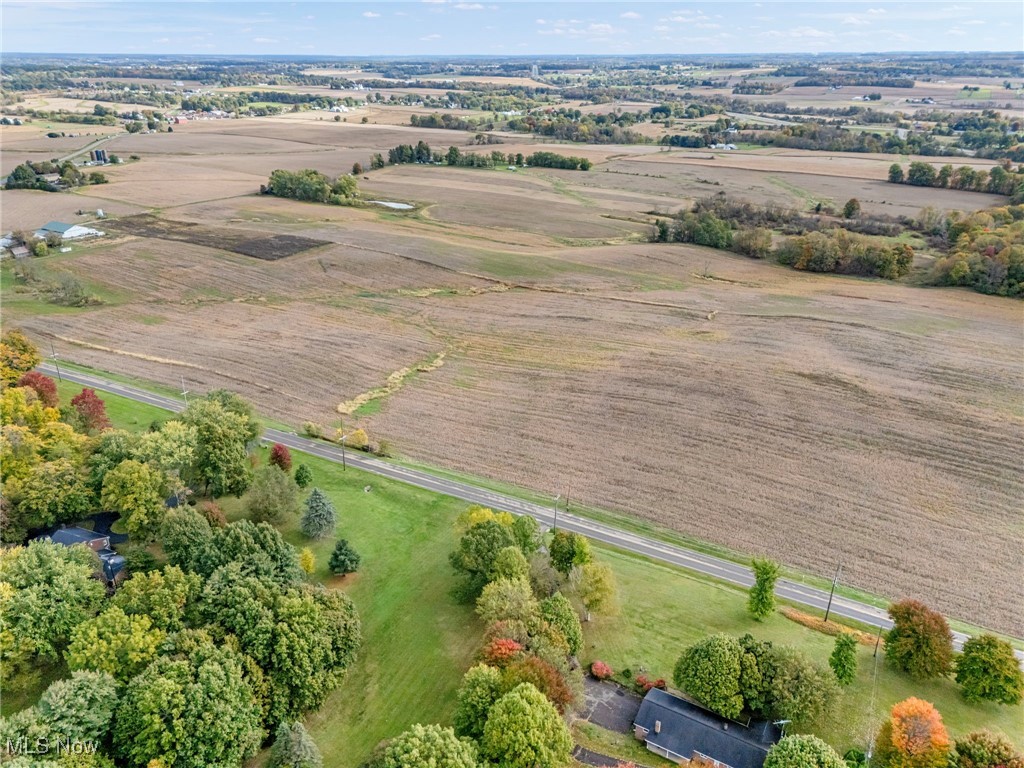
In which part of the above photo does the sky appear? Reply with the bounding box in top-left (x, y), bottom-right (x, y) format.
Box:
top-left (3, 1), bottom-right (1022, 57)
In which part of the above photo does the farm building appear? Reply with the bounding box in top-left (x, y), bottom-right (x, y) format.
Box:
top-left (34, 221), bottom-right (104, 240)
top-left (39, 526), bottom-right (126, 585)
top-left (633, 689), bottom-right (780, 768)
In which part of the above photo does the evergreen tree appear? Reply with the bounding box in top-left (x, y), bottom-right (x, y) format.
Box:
top-left (269, 721), bottom-right (323, 768)
top-left (300, 488), bottom-right (336, 539)
top-left (329, 539), bottom-right (360, 575)
top-left (294, 464), bottom-right (313, 488)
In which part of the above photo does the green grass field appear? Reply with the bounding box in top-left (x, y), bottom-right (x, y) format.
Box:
top-left (18, 381), bottom-right (1022, 761)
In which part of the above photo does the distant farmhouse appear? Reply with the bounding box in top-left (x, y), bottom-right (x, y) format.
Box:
top-left (34, 221), bottom-right (104, 241)
top-left (633, 688), bottom-right (781, 768)
top-left (41, 526), bottom-right (126, 586)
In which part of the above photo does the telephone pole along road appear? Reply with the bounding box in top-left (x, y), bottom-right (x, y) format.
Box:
top-left (41, 363), bottom-right (1022, 660)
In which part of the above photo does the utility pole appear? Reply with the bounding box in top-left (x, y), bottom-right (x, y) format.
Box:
top-left (49, 342), bottom-right (62, 382)
top-left (823, 563), bottom-right (842, 623)
top-left (180, 376), bottom-right (189, 406)
top-left (552, 494), bottom-right (561, 531)
top-left (339, 433), bottom-right (348, 471)
top-left (873, 622), bottom-right (884, 659)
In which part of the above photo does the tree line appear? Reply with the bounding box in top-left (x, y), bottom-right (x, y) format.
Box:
top-left (888, 160), bottom-right (1023, 198)
top-left (0, 330), bottom-right (363, 768)
top-left (353, 507), bottom-right (616, 768)
top-left (262, 168), bottom-right (358, 205)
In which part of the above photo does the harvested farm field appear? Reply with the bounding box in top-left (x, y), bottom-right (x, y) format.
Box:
top-left (5, 114), bottom-right (1021, 636)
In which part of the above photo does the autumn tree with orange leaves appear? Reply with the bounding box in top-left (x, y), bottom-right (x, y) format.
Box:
top-left (874, 697), bottom-right (950, 768)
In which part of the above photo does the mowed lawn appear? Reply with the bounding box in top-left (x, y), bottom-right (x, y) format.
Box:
top-left (584, 549), bottom-right (1024, 751)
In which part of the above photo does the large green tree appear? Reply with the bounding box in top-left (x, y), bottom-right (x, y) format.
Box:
top-left (540, 592), bottom-right (583, 656)
top-left (450, 520), bottom-right (517, 598)
top-left (885, 599), bottom-right (954, 679)
top-left (199, 565), bottom-right (360, 724)
top-left (953, 730), bottom-right (1024, 768)
top-left (101, 459), bottom-right (167, 540)
top-left (572, 561), bottom-right (616, 621)
top-left (181, 398), bottom-right (253, 497)
top-left (112, 637), bottom-right (263, 768)
top-left (36, 670), bottom-right (119, 745)
top-left (548, 530), bottom-right (591, 575)
top-left (161, 507), bottom-right (214, 574)
top-left (248, 465), bottom-right (300, 525)
top-left (0, 540), bottom-right (104, 661)
top-left (764, 735), bottom-right (845, 768)
top-left (768, 647), bottom-right (837, 726)
top-left (491, 546), bottom-right (530, 582)
top-left (480, 683), bottom-right (572, 768)
top-left (12, 458), bottom-right (95, 529)
top-left (829, 633), bottom-right (858, 687)
top-left (453, 663), bottom-right (503, 740)
top-left (382, 723), bottom-right (478, 768)
top-left (747, 558), bottom-right (780, 620)
top-left (66, 606), bottom-right (165, 682)
top-left (477, 577), bottom-right (540, 626)
top-left (954, 634), bottom-right (1024, 705)
top-left (673, 634), bottom-right (744, 720)
top-left (112, 565), bottom-right (202, 632)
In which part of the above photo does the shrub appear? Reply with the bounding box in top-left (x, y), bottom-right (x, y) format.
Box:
top-left (764, 735), bottom-right (845, 768)
top-left (196, 500), bottom-right (227, 528)
top-left (301, 422), bottom-right (324, 439)
top-left (294, 463), bottom-right (313, 488)
top-left (343, 427), bottom-right (369, 450)
top-left (590, 661), bottom-right (613, 680)
top-left (635, 674), bottom-right (667, 693)
top-left (329, 539), bottom-right (360, 575)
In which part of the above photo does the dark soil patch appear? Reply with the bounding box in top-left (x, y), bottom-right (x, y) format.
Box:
top-left (110, 214), bottom-right (330, 260)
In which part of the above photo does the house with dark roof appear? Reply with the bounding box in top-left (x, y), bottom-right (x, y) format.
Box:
top-left (44, 526), bottom-right (126, 585)
top-left (633, 688), bottom-right (780, 768)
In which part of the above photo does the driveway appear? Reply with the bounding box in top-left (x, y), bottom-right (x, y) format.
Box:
top-left (579, 677), bottom-right (643, 734)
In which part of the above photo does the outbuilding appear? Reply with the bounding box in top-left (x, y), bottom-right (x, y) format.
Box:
top-left (34, 221), bottom-right (104, 240)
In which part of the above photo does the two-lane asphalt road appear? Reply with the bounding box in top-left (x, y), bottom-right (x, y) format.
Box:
top-left (41, 363), bottom-right (1021, 659)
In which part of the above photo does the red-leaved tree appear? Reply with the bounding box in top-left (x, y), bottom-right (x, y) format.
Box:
top-left (479, 638), bottom-right (524, 668)
top-left (501, 655), bottom-right (574, 713)
top-left (70, 387), bottom-right (111, 433)
top-left (885, 599), bottom-right (954, 679)
top-left (269, 443), bottom-right (292, 472)
top-left (17, 371), bottom-right (59, 408)
top-left (590, 661), bottom-right (613, 680)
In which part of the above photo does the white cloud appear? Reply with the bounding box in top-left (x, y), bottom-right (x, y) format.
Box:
top-left (842, 15), bottom-right (869, 25)
top-left (653, 24), bottom-right (670, 32)
top-left (362, 11), bottom-right (380, 17)
top-left (252, 37), bottom-right (277, 43)
top-left (420, 33), bottom-right (441, 40)
top-left (454, 2), bottom-right (483, 8)
top-left (866, 7), bottom-right (886, 14)
top-left (153, 37), bottom-right (169, 43)
top-left (620, 11), bottom-right (641, 19)
top-left (535, 18), bottom-right (546, 24)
